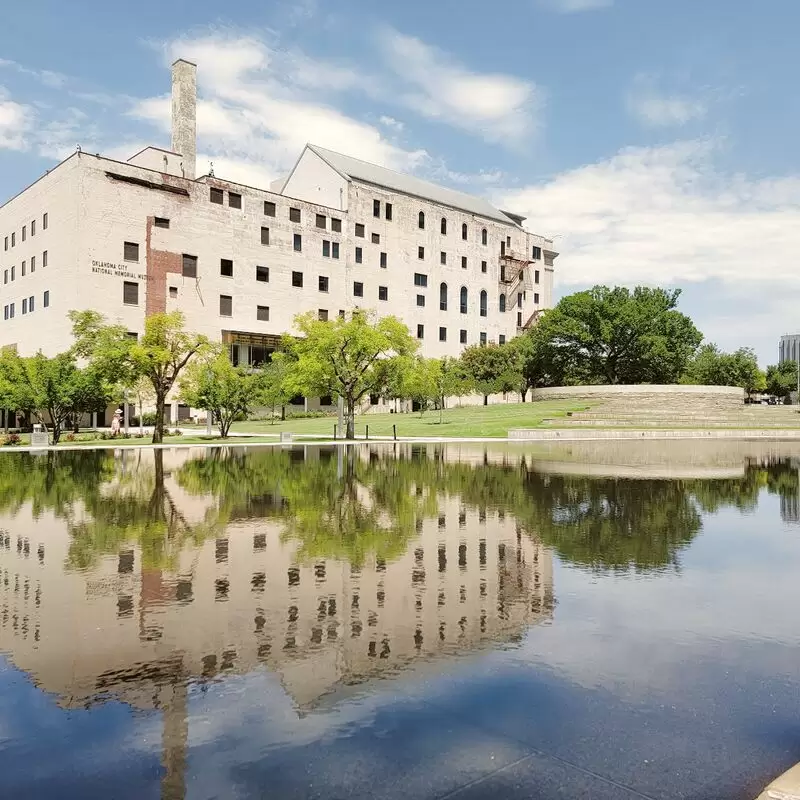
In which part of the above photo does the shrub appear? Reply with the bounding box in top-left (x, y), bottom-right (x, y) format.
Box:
top-left (284, 410), bottom-right (333, 420)
top-left (65, 433), bottom-right (76, 442)
top-left (3, 433), bottom-right (22, 447)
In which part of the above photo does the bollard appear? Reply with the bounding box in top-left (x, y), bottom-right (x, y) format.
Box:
top-left (366, 425), bottom-right (369, 441)
top-left (393, 424), bottom-right (397, 441)
top-left (333, 424), bottom-right (337, 440)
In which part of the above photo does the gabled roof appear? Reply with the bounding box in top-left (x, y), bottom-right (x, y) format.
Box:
top-left (306, 144), bottom-right (517, 226)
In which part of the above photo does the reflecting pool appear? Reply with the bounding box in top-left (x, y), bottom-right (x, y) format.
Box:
top-left (1, 442), bottom-right (799, 799)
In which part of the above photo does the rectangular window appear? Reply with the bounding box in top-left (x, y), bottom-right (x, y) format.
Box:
top-left (460, 329), bottom-right (467, 344)
top-left (9, 303), bottom-right (14, 319)
top-left (43, 290), bottom-right (49, 308)
top-left (3, 305), bottom-right (7, 320)
top-left (332, 242), bottom-right (340, 259)
top-left (4, 269), bottom-right (8, 285)
top-left (42, 213), bottom-right (48, 230)
top-left (290, 207), bottom-right (301, 223)
top-left (319, 275), bottom-right (329, 292)
top-left (10, 266), bottom-right (14, 281)
top-left (440, 251), bottom-right (447, 265)
top-left (517, 311), bottom-right (523, 327)
top-left (31, 219), bottom-right (35, 236)
top-left (378, 286), bottom-right (388, 301)
top-left (293, 233), bottom-right (302, 252)
top-left (21, 261), bottom-right (26, 276)
top-left (28, 295), bottom-right (34, 313)
top-left (385, 202), bottom-right (393, 221)
top-left (228, 192), bottom-right (242, 209)
top-left (22, 298), bottom-right (27, 315)
top-left (417, 324), bottom-right (424, 339)
top-left (292, 271), bottom-right (304, 288)
top-left (182, 254), bottom-right (197, 278)
top-left (371, 232), bottom-right (380, 244)
top-left (3, 237), bottom-right (6, 251)
top-left (256, 265), bottom-right (269, 282)
top-left (518, 292), bottom-right (523, 307)
top-left (353, 281), bottom-right (364, 297)
top-left (123, 242), bottom-right (139, 262)
top-left (257, 305), bottom-right (269, 321)
top-left (42, 250), bottom-right (47, 267)
top-left (169, 286), bottom-right (178, 298)
top-left (123, 281), bottom-right (139, 306)
top-left (210, 187), bottom-right (224, 204)
top-left (439, 326), bottom-right (447, 342)
top-left (380, 252), bottom-right (387, 268)
top-left (322, 240), bottom-right (331, 258)
top-left (332, 218), bottom-right (342, 233)
top-left (11, 232), bottom-right (15, 247)
top-left (461, 256), bottom-right (467, 269)
top-left (220, 259), bottom-right (234, 277)
top-left (373, 199), bottom-right (380, 217)
top-left (316, 214), bottom-right (327, 229)
top-left (318, 309), bottom-right (329, 321)
top-left (481, 260), bottom-right (487, 274)
top-left (264, 201), bottom-right (276, 217)
top-left (338, 310), bottom-right (345, 320)
top-left (355, 247), bottom-right (363, 263)
top-left (261, 227), bottom-right (270, 245)
top-left (499, 334), bottom-right (506, 344)
top-left (480, 332), bottom-right (487, 345)
top-left (219, 295), bottom-right (232, 316)
top-left (154, 217), bottom-right (170, 229)
top-left (534, 292), bottom-right (540, 304)
top-left (30, 256), bottom-right (35, 272)
top-left (414, 273), bottom-right (428, 288)
top-left (22, 225), bottom-right (26, 242)
top-left (532, 246), bottom-right (542, 260)
top-left (534, 269), bottom-right (540, 284)
top-left (355, 223), bottom-right (365, 238)
top-left (506, 236), bottom-right (511, 247)
top-left (416, 294), bottom-right (425, 307)
top-left (418, 246), bottom-right (424, 260)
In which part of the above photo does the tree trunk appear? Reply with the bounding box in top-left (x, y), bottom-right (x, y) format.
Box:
top-left (281, 405), bottom-right (286, 421)
top-left (520, 386), bottom-right (527, 403)
top-left (345, 398), bottom-right (356, 440)
top-left (153, 393), bottom-right (166, 444)
top-left (220, 413), bottom-right (230, 438)
top-left (483, 395), bottom-right (488, 406)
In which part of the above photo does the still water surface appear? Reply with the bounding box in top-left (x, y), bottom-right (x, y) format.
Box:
top-left (0, 442), bottom-right (799, 799)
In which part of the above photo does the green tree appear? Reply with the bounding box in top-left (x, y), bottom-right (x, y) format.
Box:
top-left (682, 344), bottom-right (763, 393)
top-left (766, 361), bottom-right (797, 402)
top-left (460, 342), bottom-right (520, 405)
top-left (535, 286), bottom-right (703, 385)
top-left (259, 357), bottom-right (293, 422)
top-left (0, 351), bottom-right (100, 444)
top-left (71, 310), bottom-right (209, 444)
top-left (281, 311), bottom-right (417, 439)
top-left (179, 349), bottom-right (262, 437)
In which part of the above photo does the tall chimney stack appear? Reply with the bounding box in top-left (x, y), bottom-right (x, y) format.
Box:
top-left (171, 59), bottom-right (197, 180)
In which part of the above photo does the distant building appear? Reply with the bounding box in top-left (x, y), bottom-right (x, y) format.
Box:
top-left (779, 334), bottom-right (800, 364)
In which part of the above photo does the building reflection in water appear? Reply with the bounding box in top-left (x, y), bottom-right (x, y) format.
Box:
top-left (2, 442), bottom-right (799, 798)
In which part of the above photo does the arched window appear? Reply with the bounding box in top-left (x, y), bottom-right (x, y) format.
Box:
top-left (441, 217), bottom-right (447, 235)
top-left (499, 293), bottom-right (506, 312)
top-left (418, 211), bottom-right (425, 229)
top-left (480, 290), bottom-right (487, 317)
top-left (460, 286), bottom-right (468, 314)
top-left (461, 222), bottom-right (468, 240)
top-left (440, 282), bottom-right (448, 311)
top-left (481, 228), bottom-right (487, 245)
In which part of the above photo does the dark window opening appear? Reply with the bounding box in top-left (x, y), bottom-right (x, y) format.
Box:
top-left (210, 187), bottom-right (224, 204)
top-left (264, 201), bottom-right (276, 216)
top-left (123, 241), bottom-right (139, 262)
top-left (292, 271), bottom-right (304, 288)
top-left (256, 265), bottom-right (269, 282)
top-left (220, 259), bottom-right (233, 277)
top-left (154, 217), bottom-right (170, 229)
top-left (220, 295), bottom-right (232, 316)
top-left (182, 254), bottom-right (197, 278)
top-left (228, 192), bottom-right (242, 209)
top-left (123, 281), bottom-right (139, 306)
top-left (257, 305), bottom-right (269, 321)
top-left (261, 227), bottom-right (270, 245)
top-left (289, 207), bottom-right (301, 222)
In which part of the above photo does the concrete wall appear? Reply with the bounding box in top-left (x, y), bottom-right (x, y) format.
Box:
top-left (531, 384), bottom-right (744, 409)
top-left (281, 147), bottom-right (348, 211)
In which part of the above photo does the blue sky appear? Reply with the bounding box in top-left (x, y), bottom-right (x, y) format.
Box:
top-left (2, 0), bottom-right (799, 363)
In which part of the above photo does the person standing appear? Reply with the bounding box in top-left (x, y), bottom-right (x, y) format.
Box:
top-left (111, 408), bottom-right (122, 437)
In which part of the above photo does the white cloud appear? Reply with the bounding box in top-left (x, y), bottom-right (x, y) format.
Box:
top-left (0, 58), bottom-right (67, 89)
top-left (0, 88), bottom-right (33, 151)
top-left (499, 140), bottom-right (800, 356)
top-left (379, 115), bottom-right (404, 132)
top-left (378, 28), bottom-right (541, 146)
top-left (126, 32), bottom-right (427, 184)
top-left (536, 0), bottom-right (613, 12)
top-left (627, 75), bottom-right (707, 127)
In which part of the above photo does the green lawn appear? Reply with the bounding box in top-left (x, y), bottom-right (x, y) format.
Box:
top-left (230, 401), bottom-right (590, 439)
